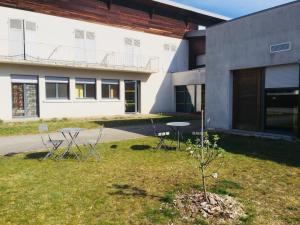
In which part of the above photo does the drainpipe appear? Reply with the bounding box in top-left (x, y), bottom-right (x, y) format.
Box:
top-left (22, 19), bottom-right (26, 60)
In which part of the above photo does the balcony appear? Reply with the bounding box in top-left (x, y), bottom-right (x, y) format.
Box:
top-left (172, 68), bottom-right (206, 86)
top-left (0, 39), bottom-right (159, 73)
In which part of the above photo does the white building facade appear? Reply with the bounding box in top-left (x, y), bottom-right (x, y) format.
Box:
top-left (0, 6), bottom-right (191, 120)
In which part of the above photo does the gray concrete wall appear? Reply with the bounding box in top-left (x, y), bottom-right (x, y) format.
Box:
top-left (205, 2), bottom-right (300, 129)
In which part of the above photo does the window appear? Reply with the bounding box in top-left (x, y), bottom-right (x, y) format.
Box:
top-left (46, 77), bottom-right (69, 99)
top-left (265, 88), bottom-right (298, 134)
top-left (102, 79), bottom-right (120, 99)
top-left (75, 78), bottom-right (96, 99)
top-left (176, 84), bottom-right (205, 113)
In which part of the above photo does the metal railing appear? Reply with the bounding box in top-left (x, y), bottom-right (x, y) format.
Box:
top-left (0, 39), bottom-right (160, 73)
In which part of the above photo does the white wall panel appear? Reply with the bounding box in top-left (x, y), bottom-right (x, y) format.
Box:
top-left (265, 64), bottom-right (299, 88)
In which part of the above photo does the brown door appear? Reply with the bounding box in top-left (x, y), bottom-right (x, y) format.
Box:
top-left (233, 68), bottom-right (264, 131)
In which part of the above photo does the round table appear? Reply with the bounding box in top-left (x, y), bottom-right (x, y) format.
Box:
top-left (166, 122), bottom-right (190, 149)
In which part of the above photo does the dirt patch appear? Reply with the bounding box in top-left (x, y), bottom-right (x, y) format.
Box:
top-left (174, 190), bottom-right (245, 224)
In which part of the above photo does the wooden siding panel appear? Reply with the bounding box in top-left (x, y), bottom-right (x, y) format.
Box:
top-left (233, 68), bottom-right (264, 131)
top-left (0, 0), bottom-right (197, 38)
top-left (189, 36), bottom-right (206, 69)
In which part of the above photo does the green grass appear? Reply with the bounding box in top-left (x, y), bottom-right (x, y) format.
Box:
top-left (0, 135), bottom-right (299, 225)
top-left (0, 114), bottom-right (199, 137)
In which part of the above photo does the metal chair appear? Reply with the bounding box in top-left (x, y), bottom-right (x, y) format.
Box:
top-left (83, 126), bottom-right (103, 161)
top-left (39, 124), bottom-right (64, 160)
top-left (150, 119), bottom-right (171, 150)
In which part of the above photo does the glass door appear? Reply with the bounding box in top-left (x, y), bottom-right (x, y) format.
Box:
top-left (12, 82), bottom-right (39, 117)
top-left (125, 80), bottom-right (140, 113)
top-left (265, 88), bottom-right (299, 135)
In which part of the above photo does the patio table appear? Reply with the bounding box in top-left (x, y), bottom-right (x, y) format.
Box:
top-left (58, 128), bottom-right (84, 160)
top-left (166, 122), bottom-right (190, 150)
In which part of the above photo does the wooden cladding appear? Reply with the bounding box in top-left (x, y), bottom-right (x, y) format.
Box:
top-left (233, 68), bottom-right (264, 131)
top-left (189, 36), bottom-right (206, 69)
top-left (0, 0), bottom-right (200, 38)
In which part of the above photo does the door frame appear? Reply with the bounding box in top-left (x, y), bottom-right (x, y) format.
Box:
top-left (124, 80), bottom-right (140, 114)
top-left (11, 76), bottom-right (40, 118)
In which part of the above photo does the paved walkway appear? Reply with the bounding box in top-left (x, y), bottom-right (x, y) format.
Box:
top-left (0, 122), bottom-right (200, 156)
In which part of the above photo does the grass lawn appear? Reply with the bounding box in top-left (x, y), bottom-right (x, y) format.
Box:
top-left (0, 134), bottom-right (299, 225)
top-left (0, 114), bottom-right (199, 137)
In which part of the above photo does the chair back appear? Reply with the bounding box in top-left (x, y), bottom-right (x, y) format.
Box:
top-left (150, 119), bottom-right (157, 136)
top-left (39, 124), bottom-right (49, 133)
top-left (94, 126), bottom-right (104, 145)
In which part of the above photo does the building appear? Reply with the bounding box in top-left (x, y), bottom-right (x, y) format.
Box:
top-left (204, 1), bottom-right (300, 137)
top-left (0, 0), bottom-right (227, 120)
top-left (1, 0), bottom-right (300, 138)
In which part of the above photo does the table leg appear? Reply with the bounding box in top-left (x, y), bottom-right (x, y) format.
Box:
top-left (68, 132), bottom-right (81, 160)
top-left (59, 132), bottom-right (71, 159)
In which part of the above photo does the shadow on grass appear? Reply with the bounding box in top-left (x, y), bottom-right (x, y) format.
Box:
top-left (25, 152), bottom-right (48, 159)
top-left (92, 114), bottom-right (199, 128)
top-left (217, 134), bottom-right (300, 167)
top-left (24, 151), bottom-right (80, 160)
top-left (109, 184), bottom-right (160, 199)
top-left (210, 179), bottom-right (243, 196)
top-left (130, 145), bottom-right (151, 151)
top-left (4, 152), bottom-right (19, 157)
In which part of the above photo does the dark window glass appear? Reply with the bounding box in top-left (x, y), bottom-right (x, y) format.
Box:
top-left (265, 88), bottom-right (299, 135)
top-left (102, 84), bottom-right (109, 98)
top-left (175, 85), bottom-right (196, 113)
top-left (57, 83), bottom-right (69, 99)
top-left (46, 83), bottom-right (56, 98)
top-left (102, 80), bottom-right (119, 99)
top-left (86, 84), bottom-right (96, 98)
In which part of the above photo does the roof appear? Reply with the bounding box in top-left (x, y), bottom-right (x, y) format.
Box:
top-left (153, 0), bottom-right (231, 21)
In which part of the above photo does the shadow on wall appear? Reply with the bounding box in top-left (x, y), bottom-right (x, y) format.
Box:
top-left (150, 40), bottom-right (188, 113)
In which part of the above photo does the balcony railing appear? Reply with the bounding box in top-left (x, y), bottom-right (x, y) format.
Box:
top-left (0, 39), bottom-right (159, 73)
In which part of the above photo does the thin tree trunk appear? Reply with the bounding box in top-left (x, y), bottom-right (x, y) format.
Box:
top-left (201, 165), bottom-right (208, 202)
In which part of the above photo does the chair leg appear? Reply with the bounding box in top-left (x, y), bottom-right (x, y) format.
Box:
top-left (155, 138), bottom-right (163, 150)
top-left (85, 144), bottom-right (100, 161)
top-left (43, 150), bottom-right (53, 160)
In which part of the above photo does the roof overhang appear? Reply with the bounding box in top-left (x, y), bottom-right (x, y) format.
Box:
top-left (153, 0), bottom-right (230, 21)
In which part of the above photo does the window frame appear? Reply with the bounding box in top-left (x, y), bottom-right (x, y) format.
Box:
top-left (101, 79), bottom-right (120, 99)
top-left (75, 78), bottom-right (96, 99)
top-left (45, 77), bottom-right (70, 100)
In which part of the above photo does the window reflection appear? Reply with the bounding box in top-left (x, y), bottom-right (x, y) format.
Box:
top-left (265, 88), bottom-right (298, 134)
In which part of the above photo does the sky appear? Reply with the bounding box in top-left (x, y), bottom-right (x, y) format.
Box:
top-left (172, 0), bottom-right (297, 18)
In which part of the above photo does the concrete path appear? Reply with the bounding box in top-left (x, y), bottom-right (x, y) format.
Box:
top-left (0, 121), bottom-right (200, 156)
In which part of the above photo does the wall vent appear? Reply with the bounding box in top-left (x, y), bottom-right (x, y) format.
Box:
top-left (86, 31), bottom-right (95, 40)
top-left (270, 42), bottom-right (291, 53)
top-left (26, 21), bottom-right (36, 31)
top-left (10, 19), bottom-right (22, 29)
top-left (75, 29), bottom-right (85, 39)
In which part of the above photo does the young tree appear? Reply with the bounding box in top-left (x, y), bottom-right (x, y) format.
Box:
top-left (187, 112), bottom-right (223, 201)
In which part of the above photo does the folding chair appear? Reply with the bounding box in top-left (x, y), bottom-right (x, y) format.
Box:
top-left (83, 126), bottom-right (103, 161)
top-left (150, 119), bottom-right (171, 150)
top-left (39, 124), bottom-right (64, 160)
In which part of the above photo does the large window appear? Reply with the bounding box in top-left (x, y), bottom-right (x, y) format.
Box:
top-left (11, 75), bottom-right (39, 117)
top-left (75, 78), bottom-right (96, 99)
top-left (176, 84), bottom-right (205, 113)
top-left (265, 88), bottom-right (299, 134)
top-left (102, 79), bottom-right (120, 99)
top-left (46, 77), bottom-right (69, 99)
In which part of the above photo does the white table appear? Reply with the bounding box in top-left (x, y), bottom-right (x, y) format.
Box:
top-left (166, 122), bottom-right (190, 149)
top-left (59, 128), bottom-right (84, 160)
